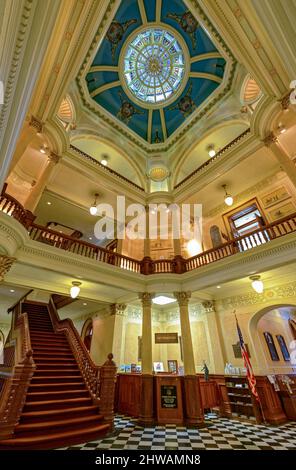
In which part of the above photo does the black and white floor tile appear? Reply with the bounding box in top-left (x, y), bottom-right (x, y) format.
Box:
top-left (58, 414), bottom-right (296, 451)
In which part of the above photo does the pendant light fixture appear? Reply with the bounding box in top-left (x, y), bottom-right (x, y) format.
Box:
top-left (222, 184), bottom-right (234, 207)
top-left (207, 144), bottom-right (216, 158)
top-left (70, 281), bottom-right (81, 299)
top-left (249, 275), bottom-right (264, 294)
top-left (89, 193), bottom-right (99, 216)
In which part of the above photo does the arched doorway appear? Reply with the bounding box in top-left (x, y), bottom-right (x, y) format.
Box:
top-left (81, 318), bottom-right (93, 353)
top-left (248, 304), bottom-right (296, 374)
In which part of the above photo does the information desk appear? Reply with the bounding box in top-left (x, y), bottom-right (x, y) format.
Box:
top-left (155, 374), bottom-right (183, 424)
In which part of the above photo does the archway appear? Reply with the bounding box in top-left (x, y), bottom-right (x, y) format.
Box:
top-left (248, 304), bottom-right (296, 375)
top-left (81, 318), bottom-right (93, 353)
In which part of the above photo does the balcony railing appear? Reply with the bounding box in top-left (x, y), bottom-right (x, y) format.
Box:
top-left (1, 191), bottom-right (296, 275)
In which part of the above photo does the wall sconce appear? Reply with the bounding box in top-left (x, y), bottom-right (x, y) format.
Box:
top-left (70, 281), bottom-right (81, 299)
top-left (250, 275), bottom-right (264, 294)
top-left (89, 193), bottom-right (99, 216)
top-left (222, 184), bottom-right (233, 206)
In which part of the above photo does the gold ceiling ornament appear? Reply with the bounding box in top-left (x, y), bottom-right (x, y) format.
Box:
top-left (148, 166), bottom-right (169, 182)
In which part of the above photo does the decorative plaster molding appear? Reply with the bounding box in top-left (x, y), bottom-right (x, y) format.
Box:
top-left (202, 300), bottom-right (215, 313)
top-left (204, 170), bottom-right (285, 217)
top-left (217, 280), bottom-right (296, 310)
top-left (48, 152), bottom-right (60, 165)
top-left (0, 255), bottom-right (16, 282)
top-left (174, 291), bottom-right (191, 307)
top-left (0, 0), bottom-right (35, 133)
top-left (29, 115), bottom-right (43, 134)
top-left (139, 292), bottom-right (154, 307)
top-left (110, 303), bottom-right (127, 316)
top-left (263, 132), bottom-right (278, 147)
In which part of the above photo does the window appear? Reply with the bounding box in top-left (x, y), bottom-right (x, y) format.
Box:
top-left (123, 28), bottom-right (185, 105)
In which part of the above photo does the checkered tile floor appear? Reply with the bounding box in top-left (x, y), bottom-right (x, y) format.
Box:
top-left (58, 414), bottom-right (296, 450)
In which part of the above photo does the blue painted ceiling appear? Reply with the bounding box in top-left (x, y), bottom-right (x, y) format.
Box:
top-left (85, 0), bottom-right (227, 145)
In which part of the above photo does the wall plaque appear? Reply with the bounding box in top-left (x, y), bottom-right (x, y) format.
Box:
top-left (155, 333), bottom-right (178, 344)
top-left (161, 385), bottom-right (177, 409)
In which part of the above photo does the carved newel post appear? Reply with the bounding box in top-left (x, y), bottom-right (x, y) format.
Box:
top-left (174, 291), bottom-right (204, 426)
top-left (99, 353), bottom-right (117, 431)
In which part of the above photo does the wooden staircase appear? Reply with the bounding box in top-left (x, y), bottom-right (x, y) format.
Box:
top-left (0, 301), bottom-right (111, 449)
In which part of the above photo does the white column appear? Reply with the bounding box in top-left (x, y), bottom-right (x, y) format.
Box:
top-left (139, 292), bottom-right (154, 374)
top-left (264, 132), bottom-right (296, 188)
top-left (8, 117), bottom-right (43, 173)
top-left (202, 301), bottom-right (225, 374)
top-left (110, 303), bottom-right (127, 366)
top-left (174, 291), bottom-right (196, 375)
top-left (25, 152), bottom-right (60, 212)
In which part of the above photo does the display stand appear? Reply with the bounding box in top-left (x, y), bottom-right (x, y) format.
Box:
top-left (225, 375), bottom-right (262, 423)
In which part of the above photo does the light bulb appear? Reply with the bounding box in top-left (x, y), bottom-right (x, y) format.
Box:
top-left (40, 146), bottom-right (47, 154)
top-left (101, 159), bottom-right (108, 166)
top-left (207, 145), bottom-right (216, 158)
top-left (89, 205), bottom-right (97, 216)
top-left (250, 276), bottom-right (264, 294)
top-left (187, 239), bottom-right (201, 257)
top-left (70, 281), bottom-right (81, 299)
top-left (89, 193), bottom-right (99, 216)
top-left (224, 194), bottom-right (234, 206)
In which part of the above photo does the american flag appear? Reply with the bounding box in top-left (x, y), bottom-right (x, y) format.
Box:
top-left (235, 315), bottom-right (259, 401)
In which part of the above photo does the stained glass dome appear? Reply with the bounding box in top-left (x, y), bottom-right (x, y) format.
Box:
top-left (122, 28), bottom-right (186, 106)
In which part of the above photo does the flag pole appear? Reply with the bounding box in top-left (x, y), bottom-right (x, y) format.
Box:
top-left (234, 311), bottom-right (268, 425)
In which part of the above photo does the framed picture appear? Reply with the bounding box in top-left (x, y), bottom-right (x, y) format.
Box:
top-left (261, 187), bottom-right (290, 208)
top-left (276, 335), bottom-right (290, 361)
top-left (167, 360), bottom-right (178, 374)
top-left (263, 332), bottom-right (280, 361)
top-left (153, 362), bottom-right (164, 372)
top-left (268, 202), bottom-right (295, 222)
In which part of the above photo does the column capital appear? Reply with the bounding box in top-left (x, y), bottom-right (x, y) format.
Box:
top-left (263, 132), bottom-right (278, 147)
top-left (139, 292), bottom-right (154, 307)
top-left (29, 115), bottom-right (44, 134)
top-left (280, 92), bottom-right (291, 110)
top-left (0, 255), bottom-right (16, 282)
top-left (202, 300), bottom-right (215, 313)
top-left (48, 152), bottom-right (61, 164)
top-left (110, 303), bottom-right (127, 316)
top-left (174, 291), bottom-right (191, 306)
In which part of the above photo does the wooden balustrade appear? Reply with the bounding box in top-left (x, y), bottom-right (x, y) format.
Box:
top-left (0, 190), bottom-right (35, 228)
top-left (2, 190), bottom-right (296, 275)
top-left (185, 214), bottom-right (296, 272)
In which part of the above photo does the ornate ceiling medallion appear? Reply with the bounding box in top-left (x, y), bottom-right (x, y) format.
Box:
top-left (119, 25), bottom-right (190, 109)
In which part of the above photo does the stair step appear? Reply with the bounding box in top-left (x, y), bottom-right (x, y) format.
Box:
top-left (33, 368), bottom-right (80, 375)
top-left (20, 405), bottom-right (100, 423)
top-left (0, 422), bottom-right (110, 449)
top-left (28, 382), bottom-right (86, 392)
top-left (16, 414), bottom-right (103, 433)
top-left (26, 389), bottom-right (89, 402)
top-left (23, 397), bottom-right (93, 411)
top-left (34, 360), bottom-right (77, 366)
top-left (32, 351), bottom-right (73, 358)
top-left (32, 347), bottom-right (71, 354)
top-left (31, 375), bottom-right (82, 382)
